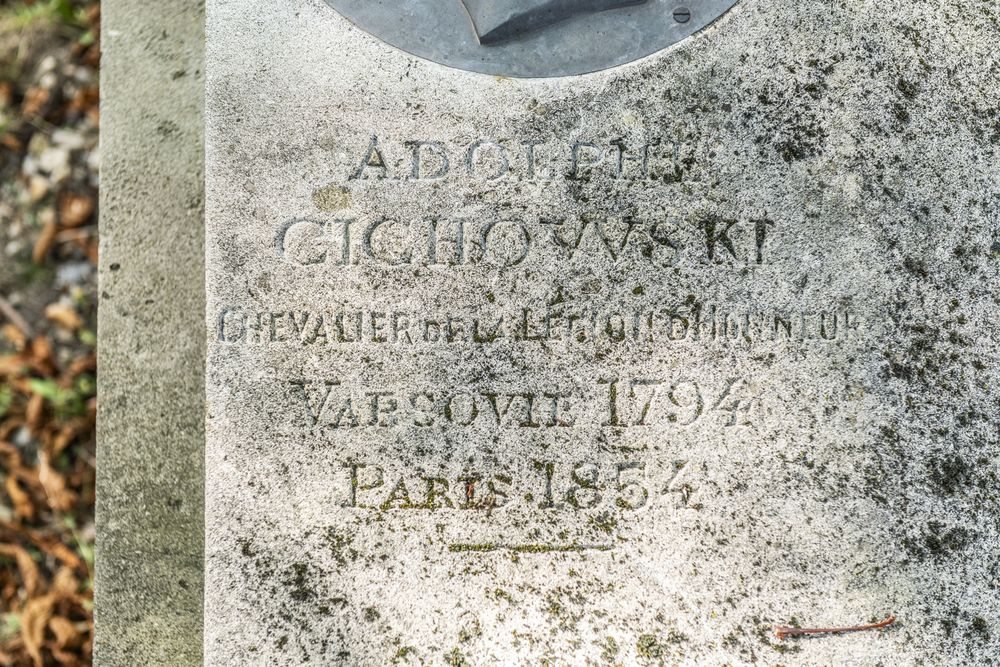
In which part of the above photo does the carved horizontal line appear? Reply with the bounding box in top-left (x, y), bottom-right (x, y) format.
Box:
top-left (448, 543), bottom-right (613, 554)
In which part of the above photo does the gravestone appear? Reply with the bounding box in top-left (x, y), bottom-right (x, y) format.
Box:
top-left (200, 0), bottom-right (999, 664)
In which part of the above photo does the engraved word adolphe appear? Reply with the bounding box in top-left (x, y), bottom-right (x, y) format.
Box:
top-left (351, 136), bottom-right (691, 182)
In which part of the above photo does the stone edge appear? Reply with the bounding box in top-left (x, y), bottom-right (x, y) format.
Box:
top-left (95, 1), bottom-right (205, 664)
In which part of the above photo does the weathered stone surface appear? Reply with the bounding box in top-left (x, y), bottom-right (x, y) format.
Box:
top-left (95, 1), bottom-right (204, 664)
top-left (205, 0), bottom-right (1000, 664)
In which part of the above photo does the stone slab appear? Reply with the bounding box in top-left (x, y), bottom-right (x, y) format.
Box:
top-left (95, 1), bottom-right (205, 664)
top-left (205, 0), bottom-right (1000, 664)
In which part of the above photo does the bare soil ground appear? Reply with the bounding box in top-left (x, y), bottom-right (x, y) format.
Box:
top-left (0, 1), bottom-right (100, 664)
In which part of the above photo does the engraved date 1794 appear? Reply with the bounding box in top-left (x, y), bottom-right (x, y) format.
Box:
top-left (290, 377), bottom-right (763, 430)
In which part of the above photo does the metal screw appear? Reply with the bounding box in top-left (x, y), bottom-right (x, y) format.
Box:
top-left (673, 6), bottom-right (692, 23)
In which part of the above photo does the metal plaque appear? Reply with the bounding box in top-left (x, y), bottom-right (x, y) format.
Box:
top-left (322, 0), bottom-right (743, 77)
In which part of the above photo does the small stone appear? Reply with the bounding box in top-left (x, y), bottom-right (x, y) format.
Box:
top-left (28, 175), bottom-right (49, 202)
top-left (56, 262), bottom-right (94, 288)
top-left (26, 132), bottom-right (49, 157)
top-left (86, 147), bottom-right (101, 172)
top-left (54, 328), bottom-right (76, 346)
top-left (4, 240), bottom-right (24, 257)
top-left (38, 147), bottom-right (70, 175)
top-left (38, 55), bottom-right (57, 73)
top-left (20, 155), bottom-right (38, 176)
top-left (73, 68), bottom-right (93, 84)
top-left (52, 129), bottom-right (86, 150)
top-left (12, 426), bottom-right (32, 448)
top-left (59, 192), bottom-right (95, 228)
top-left (37, 207), bottom-right (56, 227)
top-left (38, 72), bottom-right (58, 90)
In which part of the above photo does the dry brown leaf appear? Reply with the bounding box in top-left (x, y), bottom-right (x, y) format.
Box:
top-left (1, 323), bottom-right (27, 350)
top-left (44, 304), bottom-right (83, 332)
top-left (26, 535), bottom-right (84, 573)
top-left (0, 354), bottom-right (27, 376)
top-left (0, 132), bottom-right (22, 152)
top-left (0, 440), bottom-right (20, 468)
top-left (64, 355), bottom-right (95, 379)
top-left (57, 193), bottom-right (95, 229)
top-left (68, 86), bottom-right (99, 118)
top-left (11, 568), bottom-right (85, 666)
top-left (51, 567), bottom-right (79, 597)
top-left (47, 616), bottom-right (79, 649)
top-left (21, 593), bottom-right (57, 667)
top-left (10, 377), bottom-right (35, 395)
top-left (0, 543), bottom-right (41, 597)
top-left (21, 86), bottom-right (50, 117)
top-left (5, 476), bottom-right (35, 522)
top-left (82, 239), bottom-right (99, 265)
top-left (0, 522), bottom-right (82, 571)
top-left (0, 420), bottom-right (18, 442)
top-left (29, 337), bottom-right (55, 375)
top-left (51, 421), bottom-right (85, 458)
top-left (25, 393), bottom-right (45, 431)
top-left (32, 219), bottom-right (59, 264)
top-left (52, 647), bottom-right (82, 666)
top-left (39, 453), bottom-right (76, 512)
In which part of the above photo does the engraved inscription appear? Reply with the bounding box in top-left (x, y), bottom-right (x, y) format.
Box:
top-left (351, 136), bottom-right (692, 182)
top-left (287, 378), bottom-right (765, 431)
top-left (218, 304), bottom-right (860, 347)
top-left (340, 458), bottom-right (702, 513)
top-left (276, 216), bottom-right (775, 268)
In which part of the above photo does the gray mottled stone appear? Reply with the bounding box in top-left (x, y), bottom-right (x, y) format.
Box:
top-left (95, 0), bottom-right (205, 664)
top-left (205, 0), bottom-right (1000, 664)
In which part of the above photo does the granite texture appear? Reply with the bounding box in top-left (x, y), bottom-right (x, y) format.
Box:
top-left (95, 0), bottom-right (205, 664)
top-left (206, 0), bottom-right (1000, 664)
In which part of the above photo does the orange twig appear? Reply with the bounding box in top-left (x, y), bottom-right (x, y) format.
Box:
top-left (775, 615), bottom-right (896, 641)
top-left (0, 293), bottom-right (32, 338)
